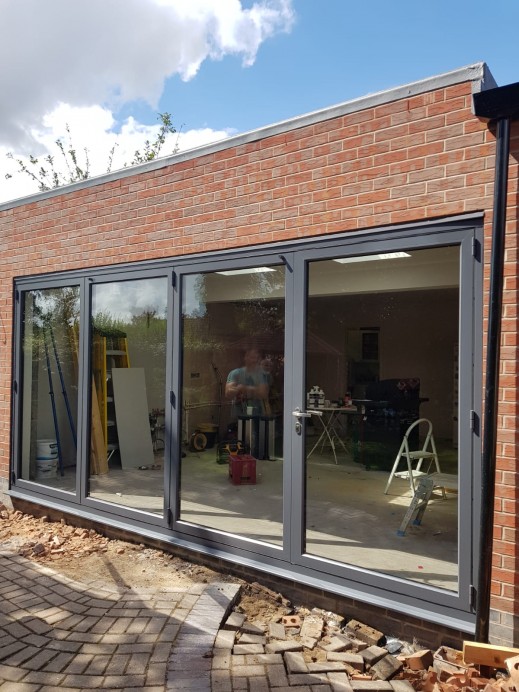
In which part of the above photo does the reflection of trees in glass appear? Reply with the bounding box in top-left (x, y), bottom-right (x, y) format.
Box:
top-left (234, 272), bottom-right (284, 339)
top-left (30, 287), bottom-right (80, 328)
top-left (92, 306), bottom-right (167, 410)
top-left (25, 287), bottom-right (80, 361)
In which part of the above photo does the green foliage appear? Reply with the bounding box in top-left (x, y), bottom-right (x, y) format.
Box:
top-left (5, 113), bottom-right (179, 192)
top-left (129, 112), bottom-right (179, 165)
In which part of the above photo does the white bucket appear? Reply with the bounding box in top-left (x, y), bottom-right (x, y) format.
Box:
top-left (35, 458), bottom-right (57, 480)
top-left (36, 439), bottom-right (58, 460)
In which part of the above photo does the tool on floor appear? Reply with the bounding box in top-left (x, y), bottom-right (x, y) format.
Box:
top-left (397, 473), bottom-right (458, 536)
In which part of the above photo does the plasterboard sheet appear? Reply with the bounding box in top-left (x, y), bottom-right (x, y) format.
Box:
top-left (112, 368), bottom-right (154, 470)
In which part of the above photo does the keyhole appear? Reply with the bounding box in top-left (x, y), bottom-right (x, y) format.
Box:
top-left (295, 421), bottom-right (302, 435)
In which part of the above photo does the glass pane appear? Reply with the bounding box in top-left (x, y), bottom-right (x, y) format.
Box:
top-left (20, 287), bottom-right (80, 490)
top-left (304, 247), bottom-right (459, 592)
top-left (89, 278), bottom-right (168, 514)
top-left (179, 266), bottom-right (285, 546)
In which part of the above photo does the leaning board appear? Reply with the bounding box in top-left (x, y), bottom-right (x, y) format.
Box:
top-left (111, 368), bottom-right (154, 470)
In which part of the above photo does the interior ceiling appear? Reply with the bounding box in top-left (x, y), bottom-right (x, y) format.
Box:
top-left (201, 246), bottom-right (459, 302)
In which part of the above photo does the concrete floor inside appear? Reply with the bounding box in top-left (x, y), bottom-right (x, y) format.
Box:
top-left (42, 442), bottom-right (459, 594)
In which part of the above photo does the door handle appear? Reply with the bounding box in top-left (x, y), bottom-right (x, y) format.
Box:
top-left (292, 406), bottom-right (322, 435)
top-left (292, 406), bottom-right (322, 418)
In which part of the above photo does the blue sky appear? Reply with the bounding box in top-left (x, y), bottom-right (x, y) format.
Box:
top-left (1, 0), bottom-right (518, 203)
top-left (149, 0), bottom-right (518, 134)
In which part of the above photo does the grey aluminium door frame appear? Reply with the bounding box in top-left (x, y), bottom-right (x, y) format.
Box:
top-left (169, 252), bottom-right (295, 562)
top-left (289, 221), bottom-right (482, 626)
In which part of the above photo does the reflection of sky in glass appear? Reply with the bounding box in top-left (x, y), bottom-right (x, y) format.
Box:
top-left (30, 287), bottom-right (80, 326)
top-left (182, 269), bottom-right (285, 317)
top-left (183, 275), bottom-right (206, 317)
top-left (92, 279), bottom-right (167, 320)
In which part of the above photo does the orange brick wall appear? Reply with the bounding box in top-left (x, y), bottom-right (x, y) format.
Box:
top-left (0, 79), bottom-right (517, 637)
top-left (489, 118), bottom-right (519, 643)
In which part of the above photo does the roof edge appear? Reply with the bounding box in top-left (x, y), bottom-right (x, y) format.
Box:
top-left (1, 62), bottom-right (493, 212)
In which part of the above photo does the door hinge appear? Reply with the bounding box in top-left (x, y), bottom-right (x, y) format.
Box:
top-left (15, 289), bottom-right (20, 302)
top-left (171, 271), bottom-right (177, 288)
top-left (470, 410), bottom-right (480, 435)
top-left (11, 470), bottom-right (16, 485)
top-left (13, 380), bottom-right (17, 394)
top-left (472, 238), bottom-right (481, 261)
top-left (167, 507), bottom-right (173, 524)
top-left (279, 254), bottom-right (293, 272)
top-left (470, 584), bottom-right (477, 610)
top-left (170, 391), bottom-right (176, 408)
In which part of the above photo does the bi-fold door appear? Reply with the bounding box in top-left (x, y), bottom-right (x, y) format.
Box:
top-left (13, 223), bottom-right (480, 623)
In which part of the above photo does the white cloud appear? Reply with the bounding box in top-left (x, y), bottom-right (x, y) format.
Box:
top-left (0, 0), bottom-right (295, 149)
top-left (0, 0), bottom-right (294, 204)
top-left (0, 104), bottom-right (233, 204)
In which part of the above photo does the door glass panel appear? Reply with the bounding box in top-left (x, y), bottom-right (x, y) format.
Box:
top-left (179, 266), bottom-right (285, 545)
top-left (304, 247), bottom-right (459, 592)
top-left (89, 278), bottom-right (168, 514)
top-left (20, 287), bottom-right (80, 490)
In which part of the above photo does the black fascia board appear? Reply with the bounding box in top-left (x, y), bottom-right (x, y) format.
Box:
top-left (473, 81), bottom-right (519, 121)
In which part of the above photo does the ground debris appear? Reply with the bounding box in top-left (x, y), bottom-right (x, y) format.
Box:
top-left (1, 508), bottom-right (518, 692)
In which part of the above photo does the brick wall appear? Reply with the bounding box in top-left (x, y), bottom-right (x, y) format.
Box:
top-left (1, 77), bottom-right (517, 642)
top-left (489, 119), bottom-right (519, 645)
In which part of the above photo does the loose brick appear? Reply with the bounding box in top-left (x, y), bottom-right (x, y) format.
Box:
top-left (266, 640), bottom-right (304, 654)
top-left (370, 655), bottom-right (403, 681)
top-left (327, 652), bottom-right (364, 671)
top-left (233, 643), bottom-right (265, 655)
top-left (346, 620), bottom-right (384, 647)
top-left (323, 636), bottom-right (354, 653)
top-left (404, 648), bottom-right (433, 670)
top-left (361, 646), bottom-right (389, 668)
top-left (285, 651), bottom-right (308, 673)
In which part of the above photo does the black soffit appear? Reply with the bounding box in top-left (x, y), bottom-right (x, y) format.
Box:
top-left (473, 81), bottom-right (519, 121)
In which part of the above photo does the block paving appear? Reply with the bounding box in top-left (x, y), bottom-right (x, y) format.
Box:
top-left (0, 547), bottom-right (507, 690)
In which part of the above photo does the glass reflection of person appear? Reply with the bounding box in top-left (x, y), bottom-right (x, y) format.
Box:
top-left (225, 348), bottom-right (269, 421)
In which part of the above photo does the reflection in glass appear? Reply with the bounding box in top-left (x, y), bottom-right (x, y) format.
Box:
top-left (20, 287), bottom-right (80, 490)
top-left (304, 247), bottom-right (460, 592)
top-left (88, 278), bottom-right (167, 514)
top-left (179, 266), bottom-right (285, 545)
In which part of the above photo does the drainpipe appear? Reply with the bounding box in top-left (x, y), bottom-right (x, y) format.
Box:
top-left (475, 115), bottom-right (510, 643)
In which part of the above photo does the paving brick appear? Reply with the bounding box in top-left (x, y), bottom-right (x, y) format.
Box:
top-left (266, 639), bottom-right (304, 653)
top-left (390, 681), bottom-right (416, 692)
top-left (212, 651), bottom-right (232, 671)
top-left (289, 672), bottom-right (331, 685)
top-left (248, 653), bottom-right (284, 664)
top-left (241, 621), bottom-right (265, 635)
top-left (211, 668), bottom-right (232, 691)
top-left (233, 643), bottom-right (265, 655)
top-left (323, 636), bottom-right (353, 652)
top-left (361, 646), bottom-right (388, 668)
top-left (223, 612), bottom-right (246, 630)
top-left (308, 661), bottom-right (348, 673)
top-left (327, 652), bottom-right (364, 671)
top-left (301, 615), bottom-right (325, 640)
top-left (269, 622), bottom-right (286, 639)
top-left (327, 671), bottom-right (354, 691)
top-left (0, 664), bottom-right (26, 682)
top-left (214, 629), bottom-right (236, 649)
top-left (267, 662), bottom-right (289, 687)
top-left (350, 681), bottom-right (393, 692)
top-left (232, 664), bottom-right (267, 677)
top-left (239, 632), bottom-right (266, 645)
top-left (285, 651), bottom-right (309, 673)
top-left (370, 655), bottom-right (403, 681)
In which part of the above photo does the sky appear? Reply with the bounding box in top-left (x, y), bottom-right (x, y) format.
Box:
top-left (1, 0), bottom-right (518, 205)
